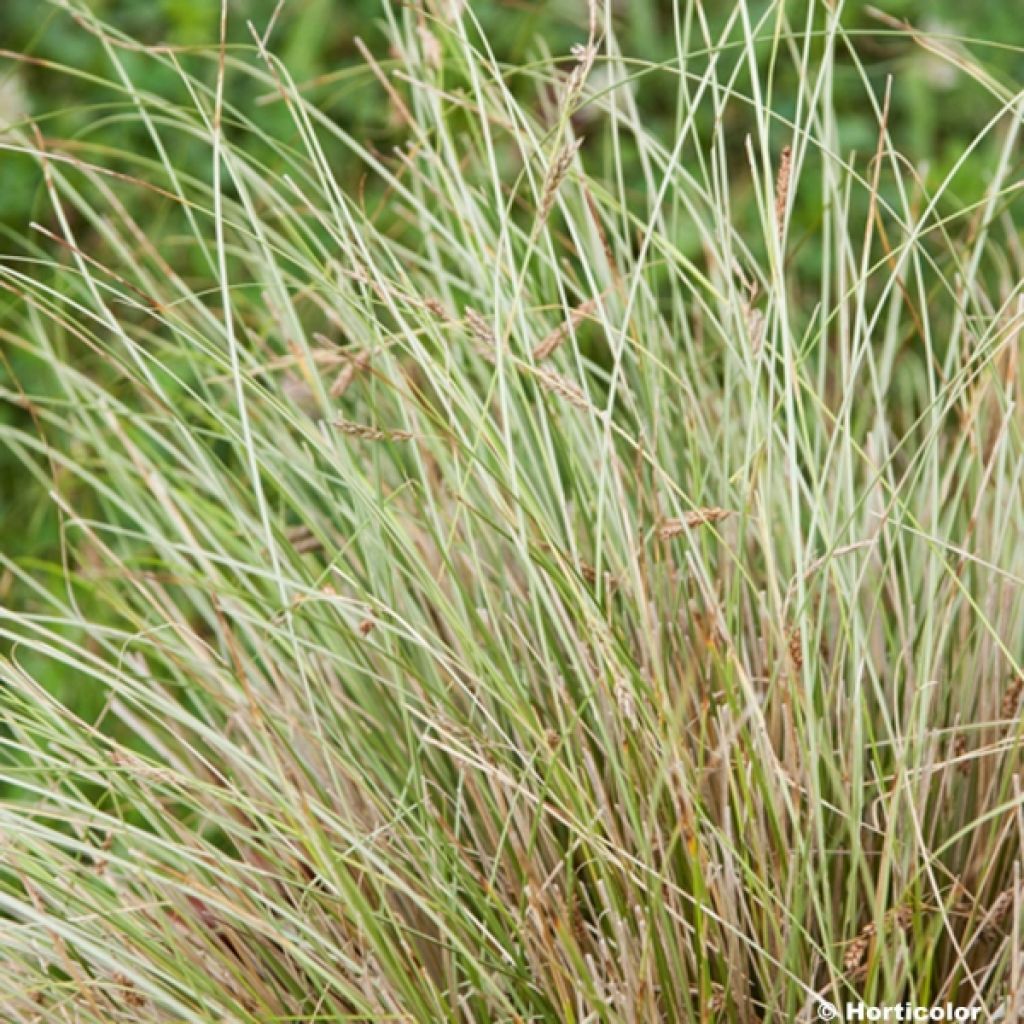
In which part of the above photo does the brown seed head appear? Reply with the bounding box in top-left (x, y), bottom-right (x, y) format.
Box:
top-left (614, 679), bottom-right (637, 726)
top-left (843, 920), bottom-right (875, 974)
top-left (657, 508), bottom-right (732, 539)
top-left (534, 296), bottom-right (601, 361)
top-left (423, 297), bottom-right (450, 322)
top-left (538, 138), bottom-right (583, 223)
top-left (1001, 675), bottom-right (1023, 722)
top-left (887, 904), bottom-right (913, 930)
top-left (334, 419), bottom-right (413, 442)
top-left (464, 306), bottom-right (495, 346)
top-left (744, 304), bottom-right (766, 353)
top-left (774, 144), bottom-right (793, 235)
top-left (329, 350), bottom-right (371, 399)
top-left (787, 627), bottom-right (803, 671)
top-left (951, 734), bottom-right (971, 775)
top-left (113, 974), bottom-right (146, 1009)
top-left (982, 887), bottom-right (1015, 941)
top-left (532, 366), bottom-right (591, 410)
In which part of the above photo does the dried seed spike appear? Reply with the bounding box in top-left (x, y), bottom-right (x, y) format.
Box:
top-left (744, 304), bottom-right (766, 353)
top-left (112, 973), bottom-right (146, 1009)
top-left (423, 296), bottom-right (450, 322)
top-left (656, 519), bottom-right (684, 540)
top-left (533, 296), bottom-right (601, 361)
top-left (982, 887), bottom-right (1015, 941)
top-left (328, 350), bottom-right (371, 399)
top-left (656, 508), bottom-right (732, 539)
top-left (464, 306), bottom-right (496, 353)
top-left (564, 62), bottom-right (588, 105)
top-left (843, 920), bottom-right (876, 974)
top-left (774, 144), bottom-right (793, 235)
top-left (950, 734), bottom-right (971, 775)
top-left (532, 366), bottom-right (591, 410)
top-left (887, 904), bottom-right (913, 930)
top-left (538, 137), bottom-right (583, 223)
top-left (787, 626), bottom-right (803, 671)
top-left (614, 679), bottom-right (636, 726)
top-left (334, 419), bottom-right (413, 442)
top-left (707, 987), bottom-right (727, 1014)
top-left (683, 507), bottom-right (731, 528)
top-left (1001, 675), bottom-right (1023, 721)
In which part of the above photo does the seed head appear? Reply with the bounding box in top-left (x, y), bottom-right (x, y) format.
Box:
top-left (329, 350), bottom-right (371, 399)
top-left (533, 296), bottom-right (601, 361)
top-left (1001, 675), bottom-right (1023, 722)
top-left (538, 138), bottom-right (582, 223)
top-left (744, 304), bottom-right (766, 353)
top-left (787, 627), bottom-right (803, 672)
top-left (843, 920), bottom-right (875, 975)
top-left (657, 508), bottom-right (731, 539)
top-left (464, 307), bottom-right (497, 358)
top-left (774, 144), bottom-right (793, 236)
top-left (423, 297), bottom-right (450, 322)
top-left (887, 904), bottom-right (913, 930)
top-left (950, 734), bottom-right (971, 775)
top-left (982, 887), bottom-right (1015, 941)
top-left (532, 366), bottom-right (591, 410)
top-left (614, 679), bottom-right (637, 726)
top-left (113, 974), bottom-right (146, 1009)
top-left (334, 419), bottom-right (413, 442)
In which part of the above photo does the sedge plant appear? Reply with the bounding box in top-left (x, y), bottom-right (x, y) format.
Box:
top-left (1, 0), bottom-right (1023, 1020)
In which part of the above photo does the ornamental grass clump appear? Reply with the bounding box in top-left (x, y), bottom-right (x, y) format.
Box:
top-left (0, 1), bottom-right (1023, 1021)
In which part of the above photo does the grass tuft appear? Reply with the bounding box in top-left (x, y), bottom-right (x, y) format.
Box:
top-left (1, 1), bottom-right (1023, 1021)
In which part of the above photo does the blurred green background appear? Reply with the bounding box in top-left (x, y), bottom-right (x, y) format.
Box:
top-left (2, 0), bottom-right (1021, 231)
